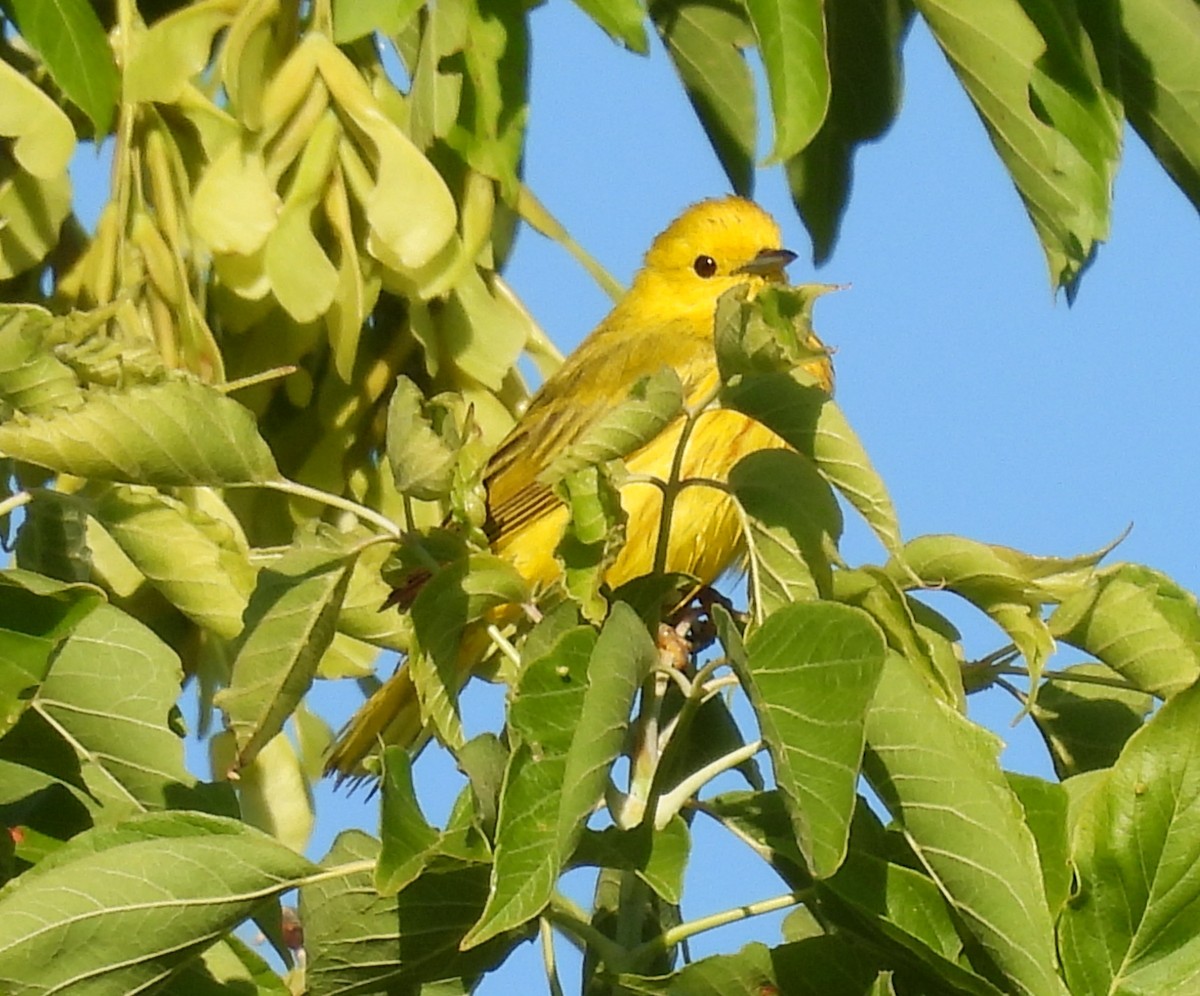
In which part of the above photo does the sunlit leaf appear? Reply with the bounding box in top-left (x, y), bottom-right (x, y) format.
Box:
top-left (7, 0), bottom-right (118, 135)
top-left (0, 569), bottom-right (103, 737)
top-left (1051, 562), bottom-right (1200, 698)
top-left (652, 0), bottom-right (757, 195)
top-left (0, 379), bottom-right (281, 486)
top-left (1005, 772), bottom-right (1071, 920)
top-left (1118, 0), bottom-right (1200, 211)
top-left (22, 602), bottom-right (206, 816)
top-left (0, 59), bottom-right (75, 178)
top-left (90, 484), bottom-right (257, 640)
top-left (210, 729), bottom-right (315, 854)
top-left (573, 0), bottom-right (650, 53)
top-left (723, 603), bottom-right (885, 877)
top-left (303, 830), bottom-right (529, 994)
top-left (376, 747), bottom-right (441, 895)
top-left (786, 0), bottom-right (909, 262)
top-left (0, 305), bottom-right (84, 417)
top-left (216, 543), bottom-right (355, 769)
top-left (1060, 680), bottom-right (1200, 993)
top-left (864, 652), bottom-right (1066, 996)
top-left (745, 0), bottom-right (830, 162)
top-left (914, 0), bottom-right (1121, 293)
top-left (730, 449), bottom-right (842, 614)
top-left (540, 368), bottom-right (685, 485)
top-left (1030, 662), bottom-right (1153, 779)
top-left (0, 812), bottom-right (314, 994)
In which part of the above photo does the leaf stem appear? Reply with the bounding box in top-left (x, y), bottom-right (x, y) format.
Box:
top-left (546, 894), bottom-right (628, 970)
top-left (652, 740), bottom-right (762, 830)
top-left (651, 386), bottom-right (722, 576)
top-left (630, 891), bottom-right (804, 962)
top-left (0, 490), bottom-right (32, 519)
top-left (292, 859), bottom-right (377, 889)
top-left (251, 479), bottom-right (403, 539)
top-left (220, 366), bottom-right (297, 394)
top-left (540, 917), bottom-right (566, 996)
top-left (996, 665), bottom-right (1144, 694)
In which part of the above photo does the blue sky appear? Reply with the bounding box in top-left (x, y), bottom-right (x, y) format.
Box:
top-left (63, 3), bottom-right (1200, 990)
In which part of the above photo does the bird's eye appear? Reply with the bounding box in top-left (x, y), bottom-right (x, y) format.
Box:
top-left (692, 255), bottom-right (717, 278)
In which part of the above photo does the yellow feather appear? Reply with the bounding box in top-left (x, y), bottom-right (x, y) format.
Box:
top-left (326, 196), bottom-right (832, 778)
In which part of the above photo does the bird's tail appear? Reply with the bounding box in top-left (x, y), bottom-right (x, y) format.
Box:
top-left (323, 617), bottom-right (500, 783)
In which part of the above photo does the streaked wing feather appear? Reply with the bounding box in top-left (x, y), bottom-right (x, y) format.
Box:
top-left (484, 315), bottom-right (710, 547)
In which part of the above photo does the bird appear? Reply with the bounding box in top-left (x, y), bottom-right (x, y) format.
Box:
top-left (325, 196), bottom-right (833, 778)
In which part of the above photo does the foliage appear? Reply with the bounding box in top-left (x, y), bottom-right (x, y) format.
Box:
top-left (1, 1), bottom-right (1199, 994)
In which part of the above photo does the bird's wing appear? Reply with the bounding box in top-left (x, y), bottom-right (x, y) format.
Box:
top-left (484, 315), bottom-right (710, 546)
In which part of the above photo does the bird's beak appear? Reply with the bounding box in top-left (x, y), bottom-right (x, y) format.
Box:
top-left (733, 248), bottom-right (798, 276)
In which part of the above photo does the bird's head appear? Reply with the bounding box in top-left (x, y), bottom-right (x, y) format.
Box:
top-left (631, 197), bottom-right (796, 325)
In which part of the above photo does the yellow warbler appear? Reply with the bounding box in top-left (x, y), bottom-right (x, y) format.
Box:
top-left (326, 196), bottom-right (832, 777)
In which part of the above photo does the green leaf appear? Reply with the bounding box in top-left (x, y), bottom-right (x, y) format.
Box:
top-left (555, 462), bottom-right (627, 622)
top-left (209, 729), bottom-right (315, 855)
top-left (821, 821), bottom-right (1004, 995)
top-left (786, 0), bottom-right (909, 262)
top-left (455, 731), bottom-right (508, 838)
top-left (714, 283), bottom-right (835, 381)
top-left (8, 0), bottom-right (118, 135)
top-left (304, 831), bottom-right (526, 995)
top-left (437, 267), bottom-right (531, 391)
top-left (0, 167), bottom-right (72, 283)
top-left (1059, 680), bottom-right (1200, 993)
top-left (0, 305), bottom-right (84, 417)
top-left (335, 538), bottom-right (412, 652)
top-left (124, 0), bottom-right (238, 104)
top-left (864, 652), bottom-right (1066, 996)
top-left (0, 812), bottom-right (314, 995)
top-left (1005, 772), bottom-right (1071, 920)
top-left (745, 0), bottom-right (830, 162)
top-left (174, 934), bottom-right (291, 994)
top-left (727, 602), bottom-right (886, 878)
top-left (376, 747), bottom-right (442, 895)
top-left (616, 938), bottom-right (884, 995)
top-left (810, 385), bottom-right (904, 560)
top-left (89, 484), bottom-right (257, 640)
top-left (408, 553), bottom-right (529, 749)
top-left (1118, 0), bottom-right (1200, 212)
top-left (461, 741), bottom-right (565, 949)
top-left (453, 0), bottom-right (530, 202)
top-left (540, 368), bottom-right (685, 485)
top-left (465, 607), bottom-right (653, 948)
top-left (216, 542), bottom-right (354, 769)
top-left (1030, 662), bottom-right (1153, 779)
top-left (332, 0), bottom-right (423, 42)
top-left (651, 0), bottom-right (757, 195)
top-left (729, 448), bottom-right (842, 614)
top-left (14, 492), bottom-right (91, 583)
top-left (0, 569), bottom-right (103, 736)
top-left (21, 602), bottom-right (204, 815)
top-left (0, 379), bottom-right (280, 485)
top-left (572, 817), bottom-right (690, 904)
top-left (0, 59), bottom-right (75, 179)
top-left (914, 0), bottom-right (1121, 293)
top-left (890, 534), bottom-right (1083, 691)
top-left (572, 0), bottom-right (650, 53)
top-left (1051, 563), bottom-right (1200, 698)
top-left (557, 603), bottom-right (656, 851)
top-left (833, 567), bottom-right (964, 710)
top-left (715, 286), bottom-right (902, 559)
top-left (386, 377), bottom-right (463, 501)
